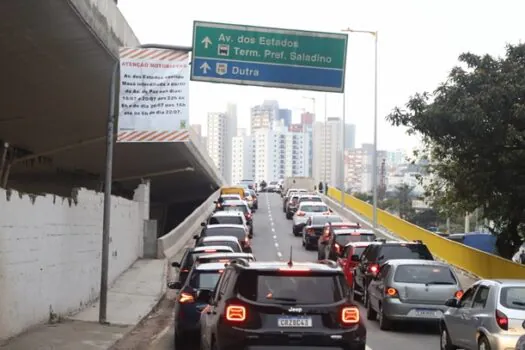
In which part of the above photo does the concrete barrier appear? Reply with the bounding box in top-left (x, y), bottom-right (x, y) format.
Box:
top-left (157, 189), bottom-right (220, 258)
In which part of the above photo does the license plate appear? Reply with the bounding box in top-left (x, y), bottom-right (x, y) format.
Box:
top-left (278, 317), bottom-right (312, 327)
top-left (413, 309), bottom-right (440, 318)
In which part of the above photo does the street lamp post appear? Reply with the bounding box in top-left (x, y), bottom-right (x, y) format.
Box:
top-left (302, 96), bottom-right (316, 181)
top-left (341, 28), bottom-right (379, 230)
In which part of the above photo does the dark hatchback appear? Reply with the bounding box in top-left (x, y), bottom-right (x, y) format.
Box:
top-left (168, 262), bottom-right (225, 348)
top-left (302, 214), bottom-right (343, 250)
top-left (199, 260), bottom-right (367, 350)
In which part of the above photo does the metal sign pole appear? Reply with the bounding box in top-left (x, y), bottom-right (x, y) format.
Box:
top-left (99, 44), bottom-right (192, 324)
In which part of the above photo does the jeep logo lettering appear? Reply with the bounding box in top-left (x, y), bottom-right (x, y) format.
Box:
top-left (288, 307), bottom-right (302, 313)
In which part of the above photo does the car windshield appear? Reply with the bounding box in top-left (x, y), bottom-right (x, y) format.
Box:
top-left (500, 287), bottom-right (525, 310)
top-left (237, 271), bottom-right (345, 305)
top-left (300, 204), bottom-right (328, 213)
top-left (394, 265), bottom-right (457, 284)
top-left (209, 216), bottom-right (243, 225)
top-left (198, 240), bottom-right (241, 252)
top-left (312, 216), bottom-right (342, 225)
top-left (189, 271), bottom-right (222, 290)
top-left (222, 205), bottom-right (248, 214)
top-left (378, 244), bottom-right (433, 262)
top-left (335, 233), bottom-right (376, 245)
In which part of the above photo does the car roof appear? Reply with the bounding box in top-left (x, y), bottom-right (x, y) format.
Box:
top-left (222, 200), bottom-right (246, 205)
top-left (298, 194), bottom-right (321, 198)
top-left (192, 245), bottom-right (234, 252)
top-left (344, 241), bottom-right (374, 248)
top-left (330, 222), bottom-right (360, 226)
top-left (385, 259), bottom-right (449, 267)
top-left (211, 211), bottom-right (244, 217)
top-left (197, 252), bottom-right (254, 260)
top-left (491, 279), bottom-right (525, 286)
top-left (333, 228), bottom-right (374, 235)
top-left (201, 235), bottom-right (239, 242)
top-left (310, 214), bottom-right (340, 219)
top-left (231, 260), bottom-right (341, 272)
top-left (221, 194), bottom-right (241, 197)
top-left (299, 201), bottom-right (327, 206)
top-left (206, 224), bottom-right (246, 229)
top-left (195, 262), bottom-right (228, 271)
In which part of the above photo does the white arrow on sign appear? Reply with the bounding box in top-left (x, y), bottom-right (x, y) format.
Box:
top-left (201, 36), bottom-right (212, 48)
top-left (200, 62), bottom-right (211, 74)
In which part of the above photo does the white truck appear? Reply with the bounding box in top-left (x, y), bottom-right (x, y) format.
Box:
top-left (282, 176), bottom-right (316, 196)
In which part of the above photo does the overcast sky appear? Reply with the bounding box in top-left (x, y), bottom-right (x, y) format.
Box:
top-left (118, 0), bottom-right (524, 151)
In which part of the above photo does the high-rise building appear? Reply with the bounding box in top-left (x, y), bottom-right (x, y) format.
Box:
top-left (345, 124), bottom-right (356, 150)
top-left (312, 118), bottom-right (343, 188)
top-left (232, 134), bottom-right (253, 185)
top-left (224, 103), bottom-right (238, 184)
top-left (250, 100), bottom-right (279, 133)
top-left (190, 124), bottom-right (202, 137)
top-left (252, 127), bottom-right (310, 182)
top-left (277, 108), bottom-right (292, 127)
top-left (345, 144), bottom-right (387, 193)
top-left (301, 112), bottom-right (314, 126)
top-left (207, 112), bottom-right (227, 176)
top-left (288, 124), bottom-right (303, 133)
top-left (301, 112), bottom-right (315, 177)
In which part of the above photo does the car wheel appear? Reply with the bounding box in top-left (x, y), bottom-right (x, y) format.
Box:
top-left (366, 298), bottom-right (377, 320)
top-left (440, 325), bottom-right (458, 350)
top-left (378, 304), bottom-right (392, 331)
top-left (477, 335), bottom-right (491, 350)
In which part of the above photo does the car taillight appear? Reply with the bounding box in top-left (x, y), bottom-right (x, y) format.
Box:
top-left (179, 292), bottom-right (195, 303)
top-left (454, 290), bottom-right (464, 299)
top-left (226, 305), bottom-right (246, 322)
top-left (323, 227), bottom-right (330, 235)
top-left (368, 264), bottom-right (379, 274)
top-left (181, 269), bottom-right (189, 273)
top-left (341, 306), bottom-right (360, 324)
top-left (385, 287), bottom-right (399, 298)
top-left (278, 267), bottom-right (311, 272)
top-left (334, 243), bottom-right (341, 253)
top-left (297, 211), bottom-right (305, 216)
top-left (204, 249), bottom-right (217, 253)
top-left (246, 213), bottom-right (252, 219)
top-left (495, 309), bottom-right (508, 330)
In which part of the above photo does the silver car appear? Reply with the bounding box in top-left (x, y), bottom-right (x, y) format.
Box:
top-left (441, 279), bottom-right (525, 350)
top-left (367, 259), bottom-right (463, 330)
top-left (291, 201), bottom-right (330, 236)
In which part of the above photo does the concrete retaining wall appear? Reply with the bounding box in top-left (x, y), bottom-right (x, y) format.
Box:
top-left (0, 187), bottom-right (146, 341)
top-left (157, 189), bottom-right (220, 258)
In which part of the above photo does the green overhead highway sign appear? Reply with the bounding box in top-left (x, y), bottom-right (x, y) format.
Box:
top-left (191, 21), bottom-right (348, 92)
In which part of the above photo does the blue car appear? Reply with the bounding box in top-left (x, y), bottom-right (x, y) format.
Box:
top-left (168, 262), bottom-right (224, 348)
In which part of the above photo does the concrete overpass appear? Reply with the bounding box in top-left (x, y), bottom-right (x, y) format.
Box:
top-left (0, 0), bottom-right (224, 233)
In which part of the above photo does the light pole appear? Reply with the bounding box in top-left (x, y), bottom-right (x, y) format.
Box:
top-left (323, 93), bottom-right (328, 185)
top-left (302, 96), bottom-right (316, 182)
top-left (342, 28), bottom-right (379, 229)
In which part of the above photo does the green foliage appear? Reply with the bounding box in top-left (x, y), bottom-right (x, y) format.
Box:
top-left (387, 44), bottom-right (525, 258)
top-left (354, 192), bottom-right (372, 203)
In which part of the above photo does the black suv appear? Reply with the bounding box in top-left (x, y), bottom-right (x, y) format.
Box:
top-left (353, 240), bottom-right (434, 305)
top-left (199, 259), bottom-right (367, 350)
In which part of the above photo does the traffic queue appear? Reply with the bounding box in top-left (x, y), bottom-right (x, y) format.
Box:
top-left (167, 184), bottom-right (525, 350)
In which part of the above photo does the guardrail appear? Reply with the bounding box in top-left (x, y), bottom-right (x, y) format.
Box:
top-left (157, 189), bottom-right (220, 258)
top-left (327, 187), bottom-right (525, 279)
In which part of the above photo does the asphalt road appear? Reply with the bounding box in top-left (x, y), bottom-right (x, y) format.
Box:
top-left (149, 192), bottom-right (442, 350)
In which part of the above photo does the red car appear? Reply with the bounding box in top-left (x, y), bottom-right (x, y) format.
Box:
top-left (317, 222), bottom-right (361, 260)
top-left (337, 242), bottom-right (374, 287)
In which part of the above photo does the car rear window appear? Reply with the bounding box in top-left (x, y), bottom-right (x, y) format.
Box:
top-left (189, 271), bottom-right (222, 290)
top-left (223, 205), bottom-right (248, 214)
top-left (300, 204), bottom-right (328, 213)
top-left (209, 216), bottom-right (243, 225)
top-left (299, 197), bottom-right (322, 203)
top-left (378, 244), bottom-right (433, 262)
top-left (394, 265), bottom-right (457, 284)
top-left (237, 271), bottom-right (345, 304)
top-left (335, 232), bottom-right (376, 245)
top-left (183, 250), bottom-right (231, 268)
top-left (204, 227), bottom-right (245, 241)
top-left (353, 246), bottom-right (367, 257)
top-left (199, 240), bottom-right (241, 252)
top-left (312, 215), bottom-right (342, 225)
top-left (500, 287), bottom-right (525, 310)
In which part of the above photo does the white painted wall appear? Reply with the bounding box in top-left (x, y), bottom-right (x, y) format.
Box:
top-left (0, 186), bottom-right (147, 341)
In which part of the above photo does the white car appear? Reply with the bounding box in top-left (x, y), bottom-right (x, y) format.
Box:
top-left (292, 201), bottom-right (331, 236)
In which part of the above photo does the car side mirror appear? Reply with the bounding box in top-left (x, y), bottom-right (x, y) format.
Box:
top-left (248, 233), bottom-right (253, 239)
top-left (196, 289), bottom-right (213, 303)
top-left (167, 281), bottom-right (182, 290)
top-left (445, 298), bottom-right (459, 307)
top-left (171, 261), bottom-right (181, 268)
top-left (201, 222), bottom-right (206, 227)
top-left (193, 234), bottom-right (199, 240)
top-left (213, 200), bottom-right (218, 204)
top-left (329, 208), bottom-right (333, 213)
top-left (350, 254), bottom-right (360, 262)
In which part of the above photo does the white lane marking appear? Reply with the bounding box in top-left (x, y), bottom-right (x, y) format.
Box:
top-left (366, 346), bottom-right (372, 350)
top-left (277, 251), bottom-right (282, 258)
top-left (273, 235), bottom-right (277, 239)
top-left (271, 228), bottom-right (275, 232)
top-left (274, 242), bottom-right (279, 248)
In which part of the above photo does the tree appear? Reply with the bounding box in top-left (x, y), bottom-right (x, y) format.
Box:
top-left (394, 184), bottom-right (415, 219)
top-left (387, 44), bottom-right (525, 258)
